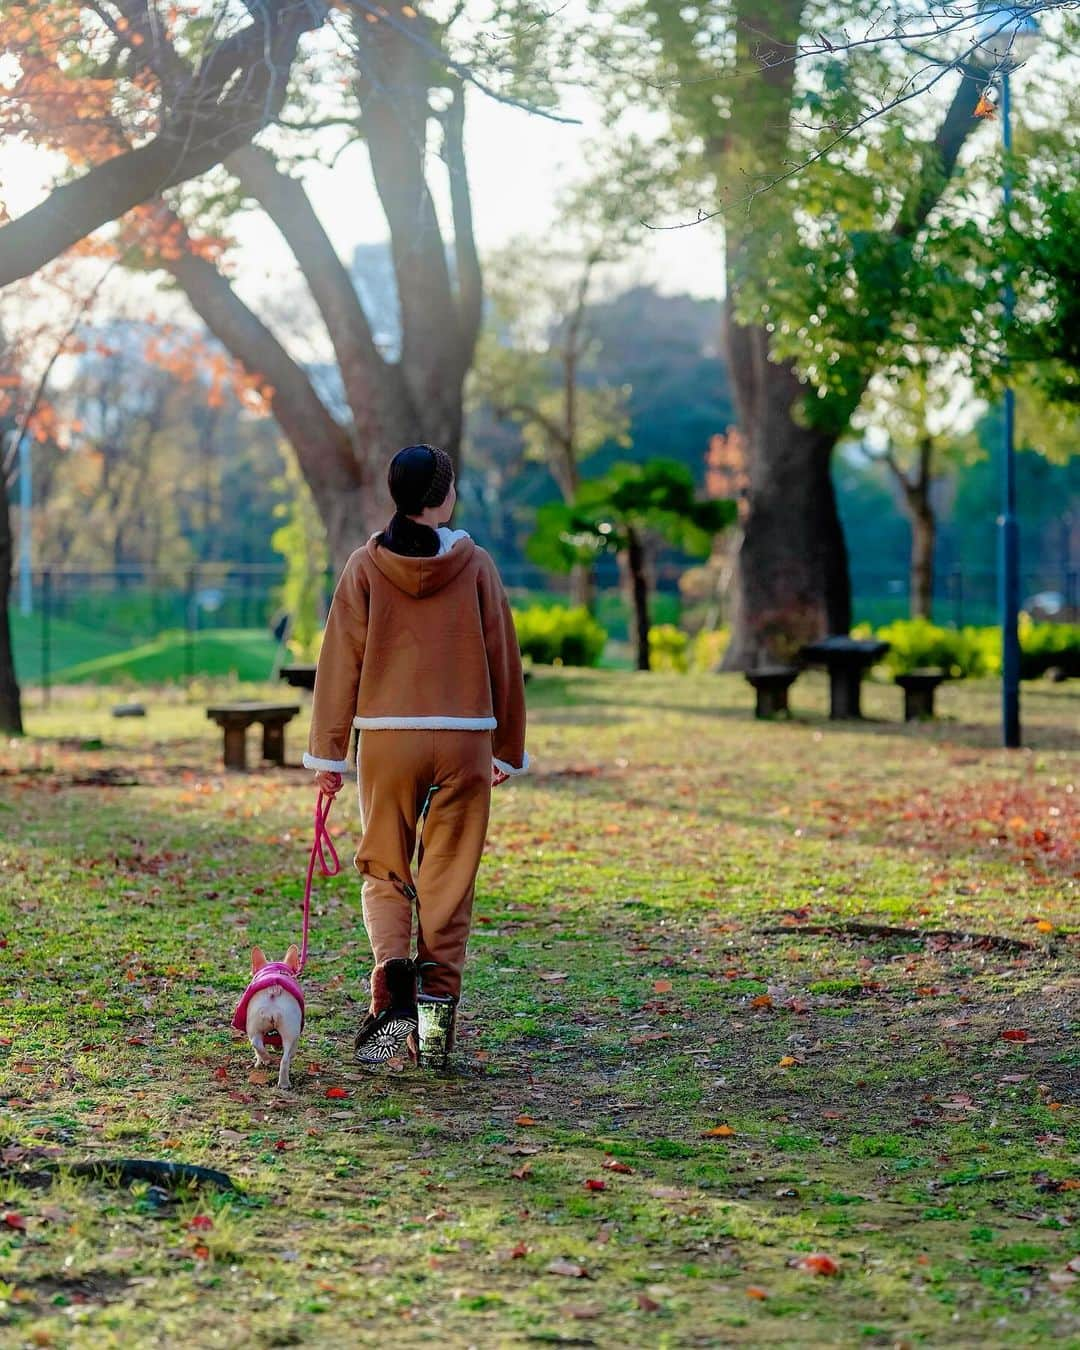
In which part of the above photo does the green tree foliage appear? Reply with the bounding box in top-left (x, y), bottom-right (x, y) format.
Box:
top-left (528, 459), bottom-right (735, 669)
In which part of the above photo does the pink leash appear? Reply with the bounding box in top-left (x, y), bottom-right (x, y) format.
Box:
top-left (299, 792), bottom-right (341, 975)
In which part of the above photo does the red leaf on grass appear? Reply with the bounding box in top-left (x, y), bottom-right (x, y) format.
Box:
top-left (797, 1252), bottom-right (840, 1276)
top-left (701, 1124), bottom-right (735, 1138)
top-left (515, 1114), bottom-right (537, 1126)
top-left (601, 1158), bottom-right (633, 1174)
top-left (187, 1215), bottom-right (213, 1232)
top-left (1001, 1029), bottom-right (1029, 1042)
top-left (583, 1179), bottom-right (606, 1192)
top-left (636, 1293), bottom-right (661, 1311)
top-left (325, 1087), bottom-right (349, 1099)
top-left (653, 980), bottom-right (673, 994)
top-left (510, 1163), bottom-right (533, 1180)
top-left (2, 1212), bottom-right (26, 1231)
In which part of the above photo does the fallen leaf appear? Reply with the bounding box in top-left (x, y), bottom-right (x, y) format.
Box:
top-left (636, 1293), bottom-right (661, 1311)
top-left (1001, 1029), bottom-right (1030, 1042)
top-left (187, 1215), bottom-right (213, 1232)
top-left (797, 1252), bottom-right (840, 1276)
top-left (248, 1069), bottom-right (270, 1085)
top-left (1035, 920), bottom-right (1054, 932)
top-left (193, 1244), bottom-right (210, 1261)
top-left (751, 995), bottom-right (773, 1009)
top-left (539, 972), bottom-right (568, 983)
top-left (653, 980), bottom-right (673, 994)
top-left (325, 1087), bottom-right (349, 1099)
top-left (2, 1212), bottom-right (26, 1231)
top-left (511, 1163), bottom-right (533, 1180)
top-left (701, 1124), bottom-right (735, 1138)
top-left (778, 1056), bottom-right (797, 1068)
top-left (514, 1114), bottom-right (537, 1126)
top-left (548, 1259), bottom-right (591, 1279)
top-left (602, 1158), bottom-right (633, 1174)
top-left (746, 1285), bottom-right (769, 1300)
top-left (508, 1241), bottom-right (529, 1259)
top-left (583, 1179), bottom-right (606, 1192)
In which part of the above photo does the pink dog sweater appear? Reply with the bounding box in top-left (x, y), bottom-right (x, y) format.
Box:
top-left (232, 962), bottom-right (305, 1033)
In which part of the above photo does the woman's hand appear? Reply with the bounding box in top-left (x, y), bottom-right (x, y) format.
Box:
top-left (315, 770), bottom-right (344, 797)
top-left (491, 762), bottom-right (509, 788)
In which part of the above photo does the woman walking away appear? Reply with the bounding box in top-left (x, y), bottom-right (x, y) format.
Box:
top-left (303, 444), bottom-right (529, 1069)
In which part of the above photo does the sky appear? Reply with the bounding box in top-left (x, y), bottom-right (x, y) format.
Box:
top-left (0, 68), bottom-right (727, 338)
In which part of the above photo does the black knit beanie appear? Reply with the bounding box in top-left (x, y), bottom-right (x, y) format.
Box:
top-left (388, 444), bottom-right (454, 516)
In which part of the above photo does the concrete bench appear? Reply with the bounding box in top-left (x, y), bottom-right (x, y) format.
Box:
top-left (206, 703), bottom-right (300, 771)
top-left (744, 665), bottom-right (800, 718)
top-left (801, 636), bottom-right (890, 720)
top-left (279, 664), bottom-right (316, 691)
top-left (895, 669), bottom-right (948, 721)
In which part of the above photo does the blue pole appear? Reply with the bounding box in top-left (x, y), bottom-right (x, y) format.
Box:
top-left (17, 431), bottom-right (31, 617)
top-left (1000, 70), bottom-right (1021, 748)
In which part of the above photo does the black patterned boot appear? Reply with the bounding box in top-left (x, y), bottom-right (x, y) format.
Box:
top-left (417, 994), bottom-right (457, 1071)
top-left (354, 958), bottom-right (418, 1064)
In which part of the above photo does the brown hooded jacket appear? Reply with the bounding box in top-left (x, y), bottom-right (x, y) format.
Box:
top-left (303, 529), bottom-right (528, 777)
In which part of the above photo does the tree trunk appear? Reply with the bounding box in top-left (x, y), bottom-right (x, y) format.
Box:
top-left (625, 526), bottom-right (651, 672)
top-left (910, 501), bottom-right (935, 621)
top-left (569, 563), bottom-right (595, 614)
top-left (901, 437), bottom-right (936, 621)
top-left (0, 479), bottom-right (24, 735)
top-left (721, 311), bottom-right (850, 669)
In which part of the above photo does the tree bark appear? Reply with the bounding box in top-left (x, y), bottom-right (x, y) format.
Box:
top-left (721, 310), bottom-right (850, 667)
top-left (887, 436), bottom-right (936, 621)
top-left (357, 7), bottom-right (467, 463)
top-left (570, 563), bottom-right (595, 613)
top-left (625, 526), bottom-right (651, 672)
top-left (910, 498), bottom-right (936, 621)
top-left (0, 477), bottom-right (24, 735)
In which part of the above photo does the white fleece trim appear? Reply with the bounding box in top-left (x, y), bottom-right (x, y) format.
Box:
top-left (303, 752), bottom-right (351, 773)
top-left (436, 527), bottom-right (471, 555)
top-left (493, 751), bottom-right (530, 777)
top-left (352, 715), bottom-right (497, 731)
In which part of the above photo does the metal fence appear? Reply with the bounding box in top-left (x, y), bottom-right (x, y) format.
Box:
top-left (9, 559), bottom-right (1078, 700)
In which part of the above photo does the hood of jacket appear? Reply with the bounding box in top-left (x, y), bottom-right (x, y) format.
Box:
top-left (365, 531), bottom-right (476, 599)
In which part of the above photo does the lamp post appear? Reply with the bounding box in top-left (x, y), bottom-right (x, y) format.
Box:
top-left (972, 4), bottom-right (1041, 749)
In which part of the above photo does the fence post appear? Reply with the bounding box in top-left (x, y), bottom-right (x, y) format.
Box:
top-left (185, 566), bottom-right (196, 686)
top-left (41, 568), bottom-right (51, 708)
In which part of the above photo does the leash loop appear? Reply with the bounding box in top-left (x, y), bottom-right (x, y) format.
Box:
top-left (300, 792), bottom-right (340, 973)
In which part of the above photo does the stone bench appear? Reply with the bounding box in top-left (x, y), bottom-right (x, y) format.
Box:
top-left (206, 703), bottom-right (300, 772)
top-left (744, 665), bottom-right (800, 718)
top-left (895, 669), bottom-right (948, 721)
top-left (801, 636), bottom-right (890, 720)
top-left (279, 664), bottom-right (316, 691)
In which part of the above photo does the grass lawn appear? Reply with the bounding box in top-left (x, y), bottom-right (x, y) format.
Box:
top-left (0, 670), bottom-right (1077, 1347)
top-left (12, 624), bottom-right (280, 687)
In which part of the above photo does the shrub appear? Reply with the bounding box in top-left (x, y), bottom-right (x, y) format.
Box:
top-left (859, 618), bottom-right (999, 679)
top-left (1019, 619), bottom-right (1080, 679)
top-left (511, 605), bottom-right (607, 667)
top-left (648, 624), bottom-right (689, 672)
